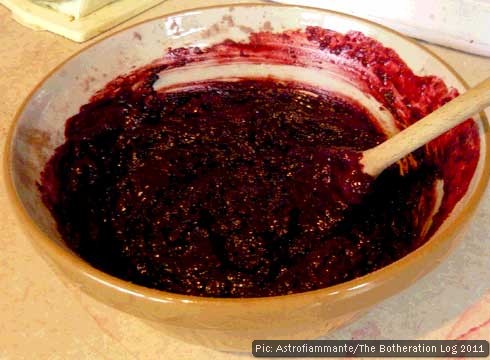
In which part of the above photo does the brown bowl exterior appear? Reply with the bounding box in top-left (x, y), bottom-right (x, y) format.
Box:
top-left (4, 4), bottom-right (490, 352)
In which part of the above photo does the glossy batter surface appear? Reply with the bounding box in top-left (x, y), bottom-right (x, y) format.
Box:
top-left (39, 27), bottom-right (480, 297)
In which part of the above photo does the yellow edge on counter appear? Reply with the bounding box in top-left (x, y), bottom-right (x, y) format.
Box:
top-left (0, 0), bottom-right (166, 42)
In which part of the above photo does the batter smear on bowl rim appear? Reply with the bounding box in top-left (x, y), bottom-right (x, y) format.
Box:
top-left (39, 27), bottom-right (479, 297)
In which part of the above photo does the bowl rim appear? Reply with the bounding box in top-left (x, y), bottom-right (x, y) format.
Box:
top-left (4, 2), bottom-right (490, 306)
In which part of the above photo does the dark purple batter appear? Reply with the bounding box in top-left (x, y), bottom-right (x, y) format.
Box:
top-left (39, 27), bottom-right (480, 297)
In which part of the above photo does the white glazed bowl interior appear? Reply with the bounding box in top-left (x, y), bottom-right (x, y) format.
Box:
top-left (10, 5), bottom-right (487, 254)
top-left (6, 4), bottom-right (490, 352)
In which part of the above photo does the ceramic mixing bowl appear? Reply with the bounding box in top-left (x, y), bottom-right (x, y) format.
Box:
top-left (4, 3), bottom-right (489, 352)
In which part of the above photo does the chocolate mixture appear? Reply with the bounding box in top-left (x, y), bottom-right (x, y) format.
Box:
top-left (39, 27), bottom-right (479, 297)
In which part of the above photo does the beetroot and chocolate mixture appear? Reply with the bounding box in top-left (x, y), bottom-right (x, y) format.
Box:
top-left (39, 27), bottom-right (479, 297)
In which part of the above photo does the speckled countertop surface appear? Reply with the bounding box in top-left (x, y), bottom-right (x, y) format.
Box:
top-left (0, 1), bottom-right (489, 359)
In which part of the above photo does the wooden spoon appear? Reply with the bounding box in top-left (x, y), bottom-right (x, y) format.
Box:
top-left (361, 77), bottom-right (490, 177)
top-left (310, 77), bottom-right (490, 232)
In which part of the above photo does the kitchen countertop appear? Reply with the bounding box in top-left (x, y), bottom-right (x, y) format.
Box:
top-left (0, 0), bottom-right (489, 358)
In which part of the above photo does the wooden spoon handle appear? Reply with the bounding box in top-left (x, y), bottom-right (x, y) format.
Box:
top-left (361, 77), bottom-right (490, 177)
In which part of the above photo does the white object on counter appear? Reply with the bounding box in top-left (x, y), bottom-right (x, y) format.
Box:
top-left (0, 0), bottom-right (166, 42)
top-left (273, 0), bottom-right (490, 57)
top-left (33, 0), bottom-right (116, 19)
